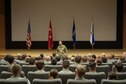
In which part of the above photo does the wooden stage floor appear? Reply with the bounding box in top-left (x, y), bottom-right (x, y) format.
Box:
top-left (0, 49), bottom-right (126, 57)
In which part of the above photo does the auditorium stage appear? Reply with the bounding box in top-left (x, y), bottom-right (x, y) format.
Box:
top-left (0, 49), bottom-right (125, 58)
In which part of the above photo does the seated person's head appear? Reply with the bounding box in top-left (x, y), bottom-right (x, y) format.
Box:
top-left (71, 56), bottom-right (75, 62)
top-left (35, 56), bottom-right (41, 60)
top-left (75, 55), bottom-right (82, 64)
top-left (101, 53), bottom-right (106, 57)
top-left (45, 56), bottom-right (51, 62)
top-left (62, 56), bottom-right (68, 61)
top-left (51, 58), bottom-right (57, 65)
top-left (49, 69), bottom-right (58, 79)
top-left (92, 54), bottom-right (96, 59)
top-left (25, 56), bottom-right (30, 62)
top-left (120, 56), bottom-right (125, 62)
top-left (96, 58), bottom-right (102, 65)
top-left (75, 64), bottom-right (86, 77)
top-left (111, 54), bottom-right (115, 59)
top-left (36, 60), bottom-right (45, 70)
top-left (17, 53), bottom-right (22, 60)
top-left (22, 54), bottom-right (27, 60)
top-left (108, 71), bottom-right (117, 80)
top-left (11, 64), bottom-right (21, 77)
top-left (52, 52), bottom-right (56, 57)
top-left (109, 54), bottom-right (115, 59)
top-left (82, 56), bottom-right (88, 63)
top-left (115, 61), bottom-right (123, 72)
top-left (89, 57), bottom-right (95, 63)
top-left (56, 56), bottom-right (60, 62)
top-left (4, 55), bottom-right (10, 62)
top-left (40, 53), bottom-right (44, 59)
top-left (102, 56), bottom-right (107, 63)
top-left (7, 55), bottom-right (15, 64)
top-left (62, 60), bottom-right (70, 69)
top-left (88, 62), bottom-right (96, 72)
top-left (29, 58), bottom-right (35, 65)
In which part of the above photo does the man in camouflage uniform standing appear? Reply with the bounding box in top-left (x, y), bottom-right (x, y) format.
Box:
top-left (56, 41), bottom-right (68, 57)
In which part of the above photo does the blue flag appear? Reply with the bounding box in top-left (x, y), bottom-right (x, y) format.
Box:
top-left (72, 19), bottom-right (76, 46)
top-left (90, 20), bottom-right (95, 45)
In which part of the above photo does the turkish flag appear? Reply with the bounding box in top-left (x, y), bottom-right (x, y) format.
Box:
top-left (48, 20), bottom-right (53, 49)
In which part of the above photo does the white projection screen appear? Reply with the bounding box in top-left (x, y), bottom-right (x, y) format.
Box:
top-left (11, 0), bottom-right (117, 41)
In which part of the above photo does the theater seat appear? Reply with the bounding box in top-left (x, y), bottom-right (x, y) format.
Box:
top-left (96, 65), bottom-right (110, 76)
top-left (84, 72), bottom-right (106, 84)
top-left (58, 73), bottom-right (75, 84)
top-left (32, 78), bottom-right (62, 84)
top-left (44, 65), bottom-right (62, 72)
top-left (101, 79), bottom-right (126, 84)
top-left (22, 65), bottom-right (37, 76)
top-left (0, 65), bottom-right (10, 73)
top-left (0, 79), bottom-right (28, 84)
top-left (116, 72), bottom-right (126, 80)
top-left (0, 71), bottom-right (25, 79)
top-left (27, 71), bottom-right (49, 83)
top-left (67, 79), bottom-right (96, 84)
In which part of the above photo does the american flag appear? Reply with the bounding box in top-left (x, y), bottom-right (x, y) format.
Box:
top-left (26, 20), bottom-right (32, 48)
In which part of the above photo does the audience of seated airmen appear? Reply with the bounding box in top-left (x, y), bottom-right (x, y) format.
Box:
top-left (59, 60), bottom-right (72, 73)
top-left (1, 52), bottom-right (126, 84)
top-left (7, 64), bottom-right (31, 84)
top-left (35, 60), bottom-right (45, 73)
top-left (49, 69), bottom-right (58, 79)
top-left (74, 64), bottom-right (86, 80)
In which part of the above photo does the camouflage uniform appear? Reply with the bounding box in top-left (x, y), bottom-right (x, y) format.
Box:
top-left (56, 44), bottom-right (68, 57)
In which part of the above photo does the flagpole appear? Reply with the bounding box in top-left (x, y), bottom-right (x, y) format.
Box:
top-left (73, 44), bottom-right (76, 50)
top-left (92, 44), bottom-right (94, 50)
top-left (28, 47), bottom-right (30, 50)
top-left (27, 47), bottom-right (30, 51)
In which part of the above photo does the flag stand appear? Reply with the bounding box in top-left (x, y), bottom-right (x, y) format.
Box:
top-left (91, 44), bottom-right (94, 54)
top-left (27, 46), bottom-right (30, 51)
top-left (91, 45), bottom-right (94, 50)
top-left (48, 48), bottom-right (52, 51)
top-left (73, 44), bottom-right (76, 50)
